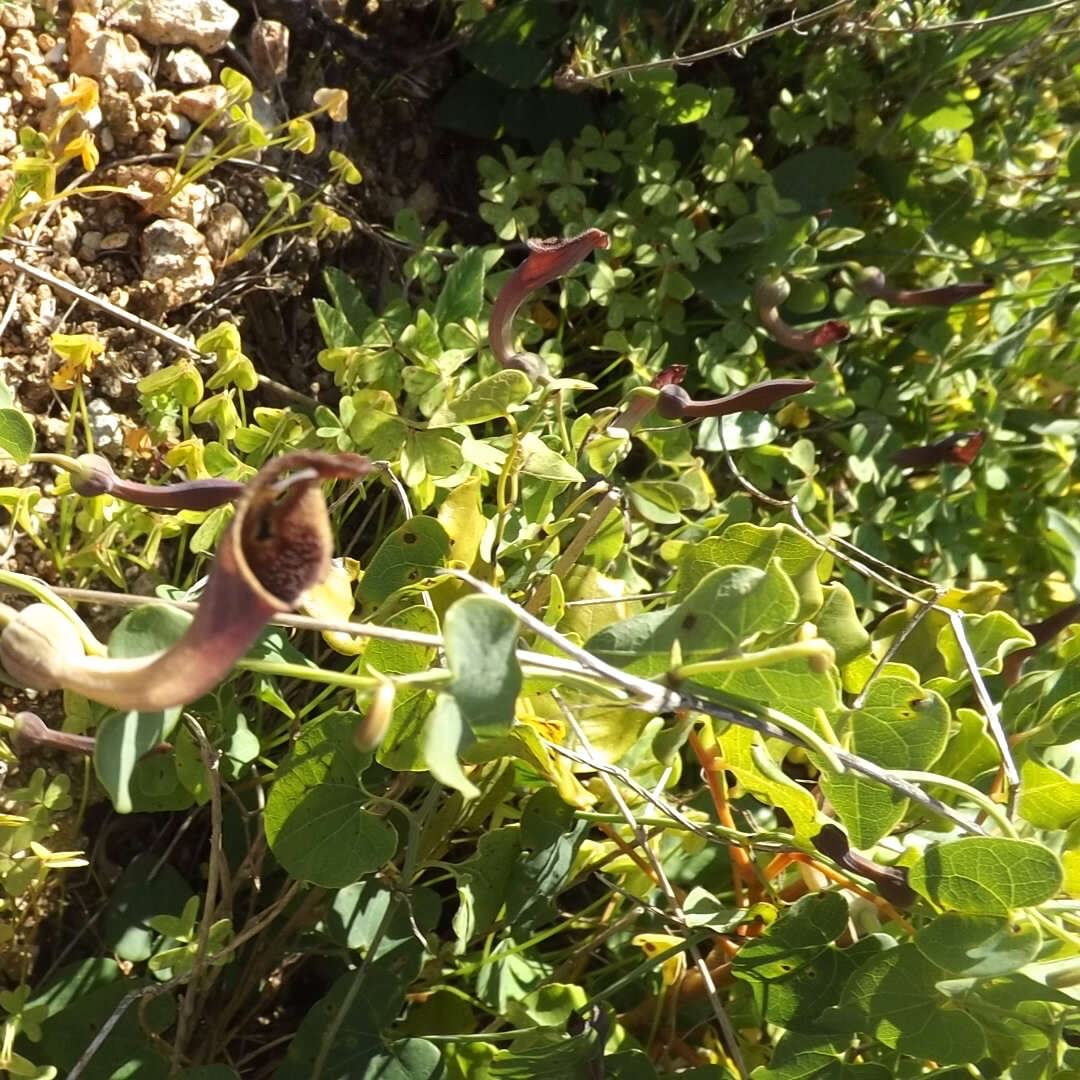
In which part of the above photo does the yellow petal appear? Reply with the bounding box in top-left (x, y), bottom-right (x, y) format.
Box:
top-left (313, 87), bottom-right (348, 122)
top-left (60, 75), bottom-right (99, 112)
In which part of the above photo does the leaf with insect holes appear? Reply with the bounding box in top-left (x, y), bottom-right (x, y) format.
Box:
top-left (821, 677), bottom-right (950, 848)
top-left (586, 562), bottom-right (800, 676)
top-left (358, 517), bottom-right (451, 606)
top-left (735, 892), bottom-right (848, 980)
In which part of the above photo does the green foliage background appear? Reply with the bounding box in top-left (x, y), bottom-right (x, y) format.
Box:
top-left (2, 1), bottom-right (1080, 1077)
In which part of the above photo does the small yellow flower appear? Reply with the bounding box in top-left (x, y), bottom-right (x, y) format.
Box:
top-left (50, 332), bottom-right (104, 390)
top-left (30, 841), bottom-right (89, 869)
top-left (59, 131), bottom-right (99, 173)
top-left (631, 933), bottom-right (687, 986)
top-left (124, 427), bottom-right (155, 457)
top-left (314, 87), bottom-right (348, 122)
top-left (60, 76), bottom-right (99, 113)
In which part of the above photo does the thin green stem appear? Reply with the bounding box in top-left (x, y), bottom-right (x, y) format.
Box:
top-left (0, 570), bottom-right (106, 656)
top-left (891, 769), bottom-right (1015, 836)
top-left (676, 639), bottom-right (834, 680)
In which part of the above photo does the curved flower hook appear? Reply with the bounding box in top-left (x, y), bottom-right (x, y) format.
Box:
top-left (754, 276), bottom-right (850, 353)
top-left (489, 228), bottom-right (610, 380)
top-left (0, 451), bottom-right (374, 711)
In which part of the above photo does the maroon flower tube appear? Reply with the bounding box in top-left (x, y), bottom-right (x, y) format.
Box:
top-left (1004, 602), bottom-right (1080, 687)
top-left (489, 228), bottom-right (610, 379)
top-left (68, 453), bottom-right (247, 509)
top-left (855, 266), bottom-right (990, 308)
top-left (754, 277), bottom-right (849, 353)
top-left (12, 711), bottom-right (97, 755)
top-left (654, 379), bottom-right (816, 420)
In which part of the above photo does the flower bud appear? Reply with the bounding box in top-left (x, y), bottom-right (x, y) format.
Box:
top-left (355, 680), bottom-right (395, 750)
top-left (655, 384), bottom-right (692, 419)
top-left (70, 453), bottom-right (116, 497)
top-left (0, 603), bottom-right (86, 691)
top-left (13, 710), bottom-right (96, 755)
top-left (752, 275), bottom-right (791, 309)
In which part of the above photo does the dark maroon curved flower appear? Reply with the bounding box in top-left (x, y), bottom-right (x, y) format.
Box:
top-left (893, 431), bottom-right (985, 469)
top-left (1, 452), bottom-right (374, 711)
top-left (855, 266), bottom-right (990, 307)
top-left (489, 228), bottom-right (610, 379)
top-left (754, 277), bottom-right (850, 353)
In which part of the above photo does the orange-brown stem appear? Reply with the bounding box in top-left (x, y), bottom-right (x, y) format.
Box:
top-left (688, 729), bottom-right (755, 905)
